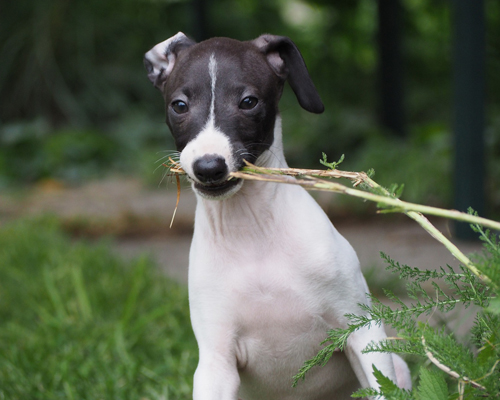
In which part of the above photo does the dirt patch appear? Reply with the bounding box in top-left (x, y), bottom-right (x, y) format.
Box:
top-left (0, 177), bottom-right (195, 237)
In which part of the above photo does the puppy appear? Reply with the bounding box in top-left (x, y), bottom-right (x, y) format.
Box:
top-left (144, 32), bottom-right (411, 400)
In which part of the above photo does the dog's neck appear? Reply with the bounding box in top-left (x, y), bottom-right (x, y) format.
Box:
top-left (194, 116), bottom-right (291, 240)
top-left (253, 116), bottom-right (288, 170)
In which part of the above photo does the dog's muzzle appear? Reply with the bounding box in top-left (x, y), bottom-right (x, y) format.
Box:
top-left (192, 154), bottom-right (242, 198)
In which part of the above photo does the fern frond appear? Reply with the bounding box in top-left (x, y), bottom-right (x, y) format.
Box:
top-left (292, 342), bottom-right (339, 387)
top-left (362, 338), bottom-right (424, 356)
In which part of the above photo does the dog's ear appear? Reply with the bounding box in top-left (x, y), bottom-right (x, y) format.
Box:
top-left (144, 32), bottom-right (196, 91)
top-left (251, 34), bottom-right (324, 114)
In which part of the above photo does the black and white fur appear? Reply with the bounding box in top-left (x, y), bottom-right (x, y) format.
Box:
top-left (145, 32), bottom-right (411, 400)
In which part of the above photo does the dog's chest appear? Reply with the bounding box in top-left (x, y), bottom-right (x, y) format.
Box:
top-left (189, 227), bottom-right (359, 398)
top-left (217, 261), bottom-right (360, 400)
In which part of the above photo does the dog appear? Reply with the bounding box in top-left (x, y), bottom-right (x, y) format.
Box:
top-left (144, 32), bottom-right (411, 400)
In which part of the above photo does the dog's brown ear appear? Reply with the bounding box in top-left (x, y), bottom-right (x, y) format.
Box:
top-left (251, 34), bottom-right (324, 114)
top-left (144, 32), bottom-right (196, 91)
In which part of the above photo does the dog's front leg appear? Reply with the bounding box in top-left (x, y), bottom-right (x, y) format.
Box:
top-left (193, 350), bottom-right (240, 400)
top-left (344, 321), bottom-right (398, 396)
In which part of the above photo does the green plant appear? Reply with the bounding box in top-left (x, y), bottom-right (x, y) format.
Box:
top-left (0, 217), bottom-right (197, 399)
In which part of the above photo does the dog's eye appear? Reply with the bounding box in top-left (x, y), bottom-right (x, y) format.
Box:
top-left (171, 100), bottom-right (189, 114)
top-left (239, 97), bottom-right (258, 110)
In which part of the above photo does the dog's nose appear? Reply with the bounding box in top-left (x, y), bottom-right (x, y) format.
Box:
top-left (193, 155), bottom-right (228, 184)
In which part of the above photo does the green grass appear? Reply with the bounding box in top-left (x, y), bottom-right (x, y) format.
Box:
top-left (0, 217), bottom-right (197, 399)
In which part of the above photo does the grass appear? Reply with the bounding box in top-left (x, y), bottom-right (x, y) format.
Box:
top-left (0, 217), bottom-right (197, 400)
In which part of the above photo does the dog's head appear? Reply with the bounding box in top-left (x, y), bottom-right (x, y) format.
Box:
top-left (145, 32), bottom-right (323, 200)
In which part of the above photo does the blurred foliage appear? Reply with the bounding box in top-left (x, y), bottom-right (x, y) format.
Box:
top-left (0, 0), bottom-right (499, 208)
top-left (346, 123), bottom-right (453, 206)
top-left (0, 120), bottom-right (119, 183)
top-left (0, 0), bottom-right (185, 125)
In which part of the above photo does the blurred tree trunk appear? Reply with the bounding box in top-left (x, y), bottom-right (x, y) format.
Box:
top-left (452, 0), bottom-right (486, 239)
top-left (192, 0), bottom-right (209, 42)
top-left (377, 0), bottom-right (406, 138)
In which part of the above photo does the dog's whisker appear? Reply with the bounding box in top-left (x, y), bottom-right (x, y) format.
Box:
top-left (157, 168), bottom-right (168, 187)
top-left (153, 161), bottom-right (174, 175)
top-left (235, 148), bottom-right (258, 161)
top-left (154, 155), bottom-right (172, 164)
top-left (238, 152), bottom-right (254, 158)
top-left (239, 144), bottom-right (287, 169)
top-left (152, 151), bottom-right (182, 176)
top-left (156, 149), bottom-right (180, 155)
top-left (264, 148), bottom-right (288, 168)
top-left (154, 151), bottom-right (180, 164)
top-left (153, 163), bottom-right (165, 174)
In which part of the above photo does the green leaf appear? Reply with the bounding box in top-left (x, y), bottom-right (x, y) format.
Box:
top-left (386, 183), bottom-right (405, 199)
top-left (417, 367), bottom-right (448, 400)
top-left (395, 183), bottom-right (405, 198)
top-left (477, 333), bottom-right (496, 365)
top-left (319, 152), bottom-right (345, 170)
top-left (351, 387), bottom-right (380, 398)
top-left (373, 365), bottom-right (401, 393)
top-left (355, 366), bottom-right (414, 400)
top-left (486, 297), bottom-right (500, 315)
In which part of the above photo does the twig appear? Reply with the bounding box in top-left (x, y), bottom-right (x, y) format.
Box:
top-left (232, 162), bottom-right (500, 232)
top-left (170, 174), bottom-right (181, 229)
top-left (165, 158), bottom-right (182, 228)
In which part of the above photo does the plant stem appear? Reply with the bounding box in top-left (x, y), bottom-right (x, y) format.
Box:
top-left (230, 165), bottom-right (497, 287)
top-left (233, 167), bottom-right (500, 232)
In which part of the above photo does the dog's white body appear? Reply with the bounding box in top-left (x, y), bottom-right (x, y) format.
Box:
top-left (145, 32), bottom-right (411, 399)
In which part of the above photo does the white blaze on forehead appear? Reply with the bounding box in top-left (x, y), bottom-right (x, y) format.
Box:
top-left (208, 53), bottom-right (217, 125)
top-left (179, 54), bottom-right (236, 182)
